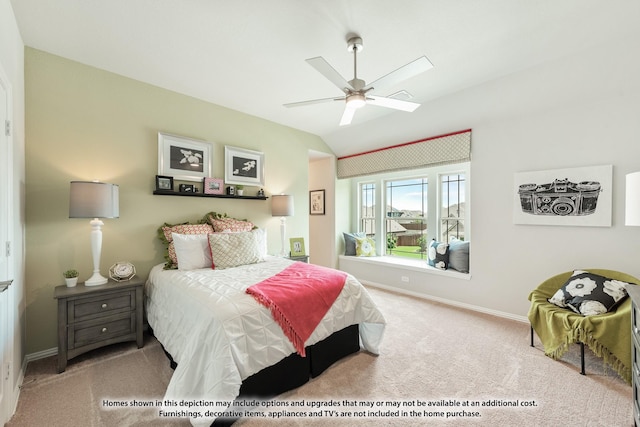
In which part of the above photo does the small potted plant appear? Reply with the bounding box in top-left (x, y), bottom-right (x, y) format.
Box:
top-left (63, 269), bottom-right (79, 287)
top-left (235, 185), bottom-right (244, 196)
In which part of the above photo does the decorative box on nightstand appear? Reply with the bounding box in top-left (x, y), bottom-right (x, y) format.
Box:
top-left (288, 255), bottom-right (309, 263)
top-left (53, 278), bottom-right (144, 373)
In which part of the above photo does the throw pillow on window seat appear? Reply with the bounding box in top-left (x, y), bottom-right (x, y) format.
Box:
top-left (428, 240), bottom-right (449, 270)
top-left (448, 238), bottom-right (469, 273)
top-left (355, 236), bottom-right (376, 257)
top-left (343, 232), bottom-right (366, 256)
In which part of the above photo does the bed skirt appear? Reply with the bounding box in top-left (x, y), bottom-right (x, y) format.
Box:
top-left (157, 324), bottom-right (360, 426)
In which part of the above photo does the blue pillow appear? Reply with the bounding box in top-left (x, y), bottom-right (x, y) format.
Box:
top-left (448, 238), bottom-right (469, 273)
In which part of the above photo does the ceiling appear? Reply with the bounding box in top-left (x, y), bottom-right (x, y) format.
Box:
top-left (9, 0), bottom-right (639, 157)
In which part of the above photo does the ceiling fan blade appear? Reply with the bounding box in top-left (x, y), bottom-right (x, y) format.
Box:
top-left (339, 106), bottom-right (357, 126)
top-left (367, 95), bottom-right (421, 112)
top-left (363, 56), bottom-right (433, 92)
top-left (283, 97), bottom-right (344, 108)
top-left (306, 56), bottom-right (354, 93)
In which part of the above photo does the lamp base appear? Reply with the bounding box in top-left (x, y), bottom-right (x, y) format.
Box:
top-left (85, 272), bottom-right (108, 287)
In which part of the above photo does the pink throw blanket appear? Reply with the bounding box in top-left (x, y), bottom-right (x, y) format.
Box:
top-left (246, 262), bottom-right (347, 357)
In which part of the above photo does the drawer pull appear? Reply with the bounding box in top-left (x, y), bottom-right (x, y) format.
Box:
top-left (101, 327), bottom-right (108, 333)
top-left (101, 303), bottom-right (108, 309)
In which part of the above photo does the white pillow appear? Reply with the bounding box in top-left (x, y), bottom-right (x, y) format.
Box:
top-left (253, 228), bottom-right (267, 258)
top-left (171, 233), bottom-right (212, 270)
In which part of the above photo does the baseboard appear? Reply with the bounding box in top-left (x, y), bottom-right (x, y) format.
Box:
top-left (362, 280), bottom-right (529, 324)
top-left (25, 347), bottom-right (57, 363)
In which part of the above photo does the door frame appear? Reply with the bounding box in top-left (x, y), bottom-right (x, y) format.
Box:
top-left (0, 59), bottom-right (15, 426)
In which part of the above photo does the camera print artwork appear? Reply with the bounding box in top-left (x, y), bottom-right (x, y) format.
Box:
top-left (513, 165), bottom-right (612, 227)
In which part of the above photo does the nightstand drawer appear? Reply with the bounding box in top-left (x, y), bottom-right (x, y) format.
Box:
top-left (69, 312), bottom-right (135, 349)
top-left (69, 291), bottom-right (134, 322)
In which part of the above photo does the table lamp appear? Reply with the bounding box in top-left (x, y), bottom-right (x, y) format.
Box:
top-left (271, 194), bottom-right (294, 257)
top-left (69, 181), bottom-right (119, 286)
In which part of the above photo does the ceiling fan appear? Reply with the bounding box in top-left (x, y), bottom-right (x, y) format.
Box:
top-left (284, 35), bottom-right (433, 126)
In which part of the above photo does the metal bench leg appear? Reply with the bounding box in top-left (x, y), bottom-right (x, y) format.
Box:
top-left (530, 325), bottom-right (534, 347)
top-left (580, 342), bottom-right (585, 375)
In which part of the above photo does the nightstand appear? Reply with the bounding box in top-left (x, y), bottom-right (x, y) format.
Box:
top-left (288, 255), bottom-right (309, 263)
top-left (54, 279), bottom-right (144, 373)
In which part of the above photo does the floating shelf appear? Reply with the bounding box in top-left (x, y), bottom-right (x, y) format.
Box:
top-left (153, 190), bottom-right (268, 200)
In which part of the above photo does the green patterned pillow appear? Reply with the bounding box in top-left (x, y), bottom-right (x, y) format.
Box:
top-left (208, 231), bottom-right (262, 269)
top-left (355, 236), bottom-right (375, 257)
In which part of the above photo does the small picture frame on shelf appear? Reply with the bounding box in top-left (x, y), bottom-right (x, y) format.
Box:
top-left (155, 175), bottom-right (174, 192)
top-left (179, 183), bottom-right (195, 193)
top-left (203, 177), bottom-right (224, 195)
top-left (289, 237), bottom-right (306, 257)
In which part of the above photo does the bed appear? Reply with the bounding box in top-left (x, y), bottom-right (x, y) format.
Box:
top-left (145, 220), bottom-right (386, 426)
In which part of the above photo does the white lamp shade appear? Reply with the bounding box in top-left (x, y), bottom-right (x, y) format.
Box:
top-left (272, 194), bottom-right (294, 217)
top-left (69, 181), bottom-right (119, 219)
top-left (626, 172), bottom-right (640, 226)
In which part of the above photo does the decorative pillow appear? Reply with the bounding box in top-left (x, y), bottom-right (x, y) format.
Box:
top-left (548, 270), bottom-right (631, 316)
top-left (428, 240), bottom-right (449, 270)
top-left (343, 232), bottom-right (366, 256)
top-left (253, 228), bottom-right (267, 259)
top-left (159, 223), bottom-right (214, 269)
top-left (448, 238), bottom-right (469, 273)
top-left (208, 231), bottom-right (262, 269)
top-left (355, 236), bottom-right (375, 257)
top-left (210, 217), bottom-right (254, 233)
top-left (172, 233), bottom-right (212, 270)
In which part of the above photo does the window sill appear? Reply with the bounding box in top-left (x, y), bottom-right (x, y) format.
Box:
top-left (339, 255), bottom-right (471, 280)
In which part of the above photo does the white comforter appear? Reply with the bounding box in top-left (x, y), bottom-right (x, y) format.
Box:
top-left (145, 256), bottom-right (385, 425)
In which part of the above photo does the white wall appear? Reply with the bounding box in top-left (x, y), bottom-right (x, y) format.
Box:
top-left (339, 33), bottom-right (640, 320)
top-left (309, 154), bottom-right (336, 268)
top-left (0, 0), bottom-right (26, 420)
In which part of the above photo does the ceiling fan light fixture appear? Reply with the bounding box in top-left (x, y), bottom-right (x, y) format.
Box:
top-left (346, 93), bottom-right (366, 109)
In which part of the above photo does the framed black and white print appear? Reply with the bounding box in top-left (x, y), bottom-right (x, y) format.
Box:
top-left (224, 146), bottom-right (265, 186)
top-left (158, 132), bottom-right (212, 182)
top-left (310, 189), bottom-right (325, 215)
top-left (513, 164), bottom-right (612, 227)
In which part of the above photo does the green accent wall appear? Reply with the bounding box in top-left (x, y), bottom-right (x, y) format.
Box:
top-left (24, 48), bottom-right (333, 354)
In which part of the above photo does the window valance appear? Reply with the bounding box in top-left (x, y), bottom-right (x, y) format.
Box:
top-left (336, 129), bottom-right (471, 179)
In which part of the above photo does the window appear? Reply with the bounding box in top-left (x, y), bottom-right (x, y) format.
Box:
top-left (440, 174), bottom-right (465, 242)
top-left (359, 182), bottom-right (376, 239)
top-left (353, 163), bottom-right (469, 263)
top-left (386, 178), bottom-right (428, 260)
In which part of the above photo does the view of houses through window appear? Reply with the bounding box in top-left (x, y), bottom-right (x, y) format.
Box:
top-left (358, 169), bottom-right (467, 261)
top-left (386, 178), bottom-right (429, 259)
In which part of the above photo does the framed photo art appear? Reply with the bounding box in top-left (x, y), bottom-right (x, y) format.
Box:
top-left (158, 132), bottom-right (212, 182)
top-left (513, 164), bottom-right (612, 227)
top-left (289, 237), bottom-right (306, 257)
top-left (155, 175), bottom-right (174, 192)
top-left (309, 189), bottom-right (325, 215)
top-left (224, 146), bottom-right (265, 186)
top-left (203, 177), bottom-right (224, 195)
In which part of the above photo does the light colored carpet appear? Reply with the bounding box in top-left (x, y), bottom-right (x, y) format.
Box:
top-left (7, 286), bottom-right (632, 426)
